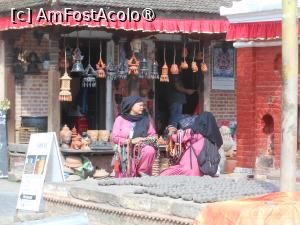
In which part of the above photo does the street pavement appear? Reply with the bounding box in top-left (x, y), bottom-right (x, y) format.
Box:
top-left (0, 179), bottom-right (20, 225)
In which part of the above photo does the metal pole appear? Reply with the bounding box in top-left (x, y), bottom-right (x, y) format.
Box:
top-left (280, 0), bottom-right (298, 192)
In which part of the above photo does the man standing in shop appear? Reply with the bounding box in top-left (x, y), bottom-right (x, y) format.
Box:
top-left (166, 76), bottom-right (196, 127)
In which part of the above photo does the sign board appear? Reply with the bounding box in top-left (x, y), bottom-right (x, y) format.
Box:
top-left (0, 111), bottom-right (8, 178)
top-left (16, 132), bottom-right (64, 212)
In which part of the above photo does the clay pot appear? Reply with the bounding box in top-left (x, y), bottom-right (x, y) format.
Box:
top-left (170, 64), bottom-right (179, 75)
top-left (223, 158), bottom-right (237, 174)
top-left (71, 134), bottom-right (82, 150)
top-left (180, 60), bottom-right (188, 70)
top-left (191, 61), bottom-right (198, 73)
top-left (201, 62), bottom-right (208, 73)
top-left (60, 125), bottom-right (72, 149)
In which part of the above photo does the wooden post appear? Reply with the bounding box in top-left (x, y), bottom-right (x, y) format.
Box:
top-left (48, 31), bottom-right (61, 135)
top-left (106, 40), bottom-right (114, 131)
top-left (280, 0), bottom-right (298, 192)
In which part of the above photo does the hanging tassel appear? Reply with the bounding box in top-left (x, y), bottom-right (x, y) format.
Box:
top-left (160, 45), bottom-right (169, 82)
top-left (59, 36), bottom-right (72, 102)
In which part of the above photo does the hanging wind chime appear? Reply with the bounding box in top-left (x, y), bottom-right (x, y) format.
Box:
top-left (149, 44), bottom-right (159, 79)
top-left (71, 31), bottom-right (84, 76)
top-left (191, 43), bottom-right (198, 73)
top-left (201, 46), bottom-right (208, 73)
top-left (117, 41), bottom-right (128, 79)
top-left (82, 32), bottom-right (97, 88)
top-left (160, 44), bottom-right (169, 82)
top-left (96, 40), bottom-right (106, 79)
top-left (180, 40), bottom-right (188, 70)
top-left (170, 43), bottom-right (179, 75)
top-left (59, 37), bottom-right (72, 102)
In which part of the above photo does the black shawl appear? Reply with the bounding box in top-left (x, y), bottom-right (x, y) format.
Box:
top-left (120, 96), bottom-right (149, 138)
top-left (191, 111), bottom-right (223, 148)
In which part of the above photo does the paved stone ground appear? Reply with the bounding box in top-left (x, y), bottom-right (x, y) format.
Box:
top-left (0, 179), bottom-right (20, 225)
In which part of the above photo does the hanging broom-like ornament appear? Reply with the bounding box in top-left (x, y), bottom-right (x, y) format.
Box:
top-left (201, 47), bottom-right (208, 73)
top-left (170, 44), bottom-right (179, 75)
top-left (191, 44), bottom-right (198, 73)
top-left (59, 37), bottom-right (72, 102)
top-left (96, 40), bottom-right (106, 79)
top-left (160, 44), bottom-right (169, 82)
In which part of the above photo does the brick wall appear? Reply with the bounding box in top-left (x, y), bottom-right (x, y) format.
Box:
top-left (236, 46), bottom-right (285, 168)
top-left (210, 90), bottom-right (236, 122)
top-left (14, 30), bottom-right (49, 140)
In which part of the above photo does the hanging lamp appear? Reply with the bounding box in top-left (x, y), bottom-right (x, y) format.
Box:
top-left (160, 44), bottom-right (169, 82)
top-left (82, 31), bottom-right (97, 88)
top-left (117, 41), bottom-right (128, 79)
top-left (191, 43), bottom-right (198, 73)
top-left (71, 30), bottom-right (84, 76)
top-left (59, 36), bottom-right (72, 102)
top-left (170, 43), bottom-right (179, 75)
top-left (201, 46), bottom-right (208, 73)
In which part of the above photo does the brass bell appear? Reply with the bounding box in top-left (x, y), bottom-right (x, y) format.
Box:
top-left (139, 58), bottom-right (149, 79)
top-left (71, 47), bottom-right (84, 76)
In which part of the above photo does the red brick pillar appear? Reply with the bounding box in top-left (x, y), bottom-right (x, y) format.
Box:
top-left (236, 48), bottom-right (256, 168)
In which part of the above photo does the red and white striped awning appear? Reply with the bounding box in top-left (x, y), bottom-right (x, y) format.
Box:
top-left (226, 20), bottom-right (300, 41)
top-left (0, 10), bottom-right (229, 34)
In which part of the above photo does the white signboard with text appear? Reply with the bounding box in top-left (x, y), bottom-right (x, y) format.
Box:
top-left (16, 132), bottom-right (64, 212)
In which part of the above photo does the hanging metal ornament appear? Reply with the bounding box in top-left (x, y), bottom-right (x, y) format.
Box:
top-left (106, 59), bottom-right (118, 80)
top-left (160, 44), bottom-right (169, 82)
top-left (191, 43), bottom-right (198, 73)
top-left (82, 34), bottom-right (97, 88)
top-left (139, 43), bottom-right (149, 79)
top-left (117, 42), bottom-right (128, 79)
top-left (201, 47), bottom-right (208, 73)
top-left (71, 31), bottom-right (84, 76)
top-left (150, 60), bottom-right (159, 79)
top-left (96, 40), bottom-right (106, 79)
top-left (170, 44), bottom-right (179, 75)
top-left (59, 37), bottom-right (72, 102)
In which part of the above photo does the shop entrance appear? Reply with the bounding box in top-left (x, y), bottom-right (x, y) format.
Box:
top-left (60, 37), bottom-right (107, 132)
top-left (154, 41), bottom-right (204, 134)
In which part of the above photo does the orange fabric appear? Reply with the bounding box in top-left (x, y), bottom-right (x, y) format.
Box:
top-left (193, 192), bottom-right (300, 225)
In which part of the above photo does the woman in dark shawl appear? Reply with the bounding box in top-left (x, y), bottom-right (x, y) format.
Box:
top-left (111, 96), bottom-right (157, 177)
top-left (160, 111), bottom-right (221, 176)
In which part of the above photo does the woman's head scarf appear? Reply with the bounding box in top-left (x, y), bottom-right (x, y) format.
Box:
top-left (120, 96), bottom-right (150, 138)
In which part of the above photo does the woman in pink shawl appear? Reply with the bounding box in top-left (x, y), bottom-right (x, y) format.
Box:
top-left (160, 112), bottom-right (223, 176)
top-left (111, 96), bottom-right (156, 177)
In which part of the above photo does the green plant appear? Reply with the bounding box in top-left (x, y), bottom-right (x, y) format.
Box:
top-left (0, 98), bottom-right (10, 112)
